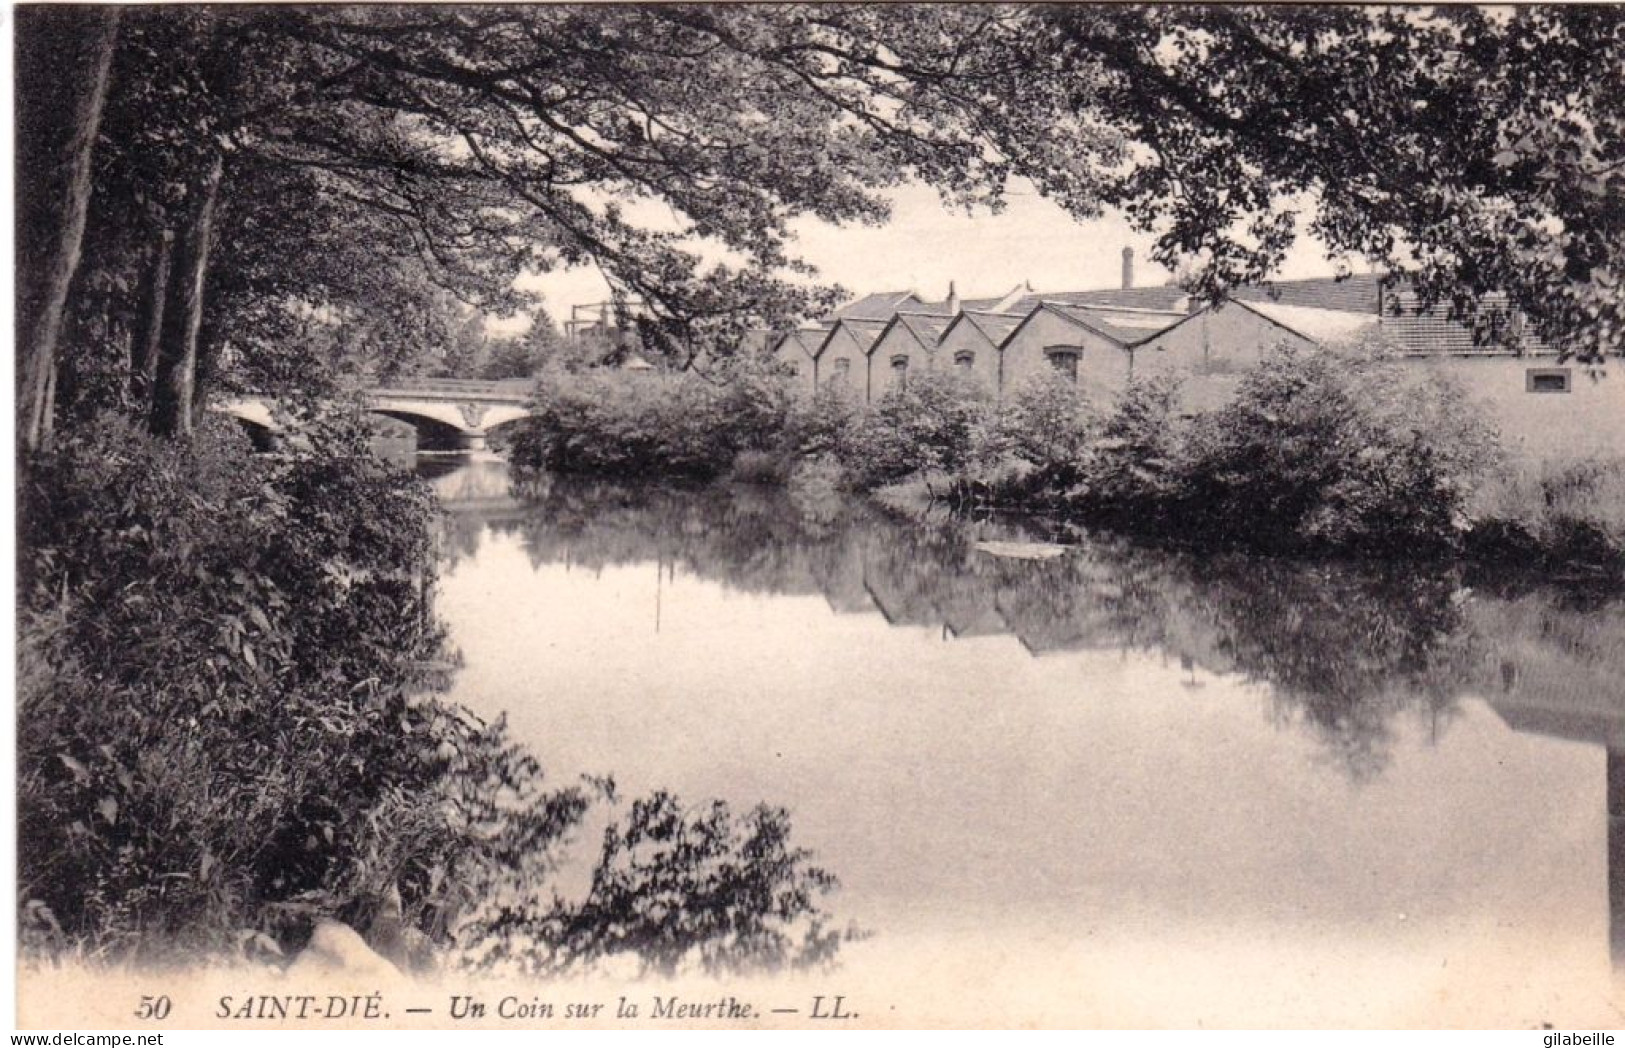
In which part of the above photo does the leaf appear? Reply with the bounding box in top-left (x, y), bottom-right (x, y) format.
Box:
top-left (58, 754), bottom-right (90, 785)
top-left (242, 642), bottom-right (257, 670)
top-left (97, 797), bottom-right (119, 825)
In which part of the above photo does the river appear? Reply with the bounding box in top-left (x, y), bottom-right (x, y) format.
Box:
top-left (418, 452), bottom-right (1625, 1027)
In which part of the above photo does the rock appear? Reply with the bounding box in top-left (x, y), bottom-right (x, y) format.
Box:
top-left (285, 919), bottom-right (402, 981)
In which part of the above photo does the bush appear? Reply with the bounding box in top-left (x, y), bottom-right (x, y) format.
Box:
top-left (842, 370), bottom-right (990, 489)
top-left (1077, 374), bottom-right (1187, 517)
top-left (18, 411), bottom-right (588, 964)
top-left (463, 791), bottom-right (842, 978)
top-left (989, 370), bottom-right (1100, 482)
top-left (786, 454), bottom-right (849, 523)
top-left (20, 407), bottom-right (846, 974)
top-left (727, 449), bottom-right (786, 485)
top-left (510, 361), bottom-right (791, 481)
top-left (782, 384), bottom-right (862, 464)
top-left (1171, 342), bottom-right (1500, 554)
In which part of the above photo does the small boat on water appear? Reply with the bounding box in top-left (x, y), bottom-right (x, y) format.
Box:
top-left (973, 540), bottom-right (1069, 561)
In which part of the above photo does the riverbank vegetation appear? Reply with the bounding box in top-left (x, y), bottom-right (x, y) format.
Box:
top-left (506, 343), bottom-right (1624, 577)
top-left (18, 409), bottom-right (842, 975)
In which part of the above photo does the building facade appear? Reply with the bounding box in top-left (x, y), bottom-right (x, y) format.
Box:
top-left (816, 318), bottom-right (888, 398)
top-left (868, 312), bottom-right (954, 400)
top-left (773, 266), bottom-right (1617, 469)
top-left (936, 310), bottom-right (1023, 395)
top-left (770, 328), bottom-right (828, 398)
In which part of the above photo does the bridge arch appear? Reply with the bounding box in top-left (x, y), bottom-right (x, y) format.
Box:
top-left (481, 409), bottom-right (535, 450)
top-left (367, 408), bottom-right (482, 451)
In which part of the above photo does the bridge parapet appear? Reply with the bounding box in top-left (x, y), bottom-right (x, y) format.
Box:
top-left (366, 377), bottom-right (534, 402)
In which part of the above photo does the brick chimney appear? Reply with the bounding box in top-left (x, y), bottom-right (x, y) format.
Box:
top-left (946, 280), bottom-right (961, 315)
top-left (1121, 247), bottom-right (1134, 290)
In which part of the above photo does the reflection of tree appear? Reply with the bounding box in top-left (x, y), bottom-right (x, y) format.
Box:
top-left (1182, 559), bottom-right (1478, 780)
top-left (430, 467), bottom-right (1621, 781)
top-left (471, 791), bottom-right (842, 978)
top-left (435, 510), bottom-right (488, 572)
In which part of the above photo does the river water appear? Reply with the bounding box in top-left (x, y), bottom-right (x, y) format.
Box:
top-left (419, 453), bottom-right (1625, 1027)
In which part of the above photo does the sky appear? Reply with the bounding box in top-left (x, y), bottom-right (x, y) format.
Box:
top-left (512, 179), bottom-right (1362, 331)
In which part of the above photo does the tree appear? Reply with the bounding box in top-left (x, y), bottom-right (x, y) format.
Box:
top-left (480, 311), bottom-right (564, 380)
top-left (25, 6), bottom-right (1070, 438)
top-left (439, 312), bottom-right (490, 379)
top-left (23, 5), bottom-right (1620, 443)
top-left (15, 7), bottom-right (121, 451)
top-left (1017, 6), bottom-right (1623, 357)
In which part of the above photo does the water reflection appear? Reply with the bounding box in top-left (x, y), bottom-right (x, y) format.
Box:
top-left (429, 463), bottom-right (1625, 781)
top-left (422, 456), bottom-right (1625, 1018)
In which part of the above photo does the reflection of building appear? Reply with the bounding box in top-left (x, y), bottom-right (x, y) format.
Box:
top-left (440, 464), bottom-right (1625, 963)
top-left (1481, 597), bottom-right (1625, 964)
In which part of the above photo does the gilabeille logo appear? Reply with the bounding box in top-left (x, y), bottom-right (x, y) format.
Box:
top-left (1545, 1034), bottom-right (1616, 1047)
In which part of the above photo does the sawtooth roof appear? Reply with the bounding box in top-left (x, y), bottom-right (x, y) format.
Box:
top-left (1009, 285), bottom-right (1193, 315)
top-left (1046, 303), bottom-right (1188, 346)
top-left (956, 310), bottom-right (1025, 346)
top-left (822, 317), bottom-right (890, 355)
top-left (825, 291), bottom-right (924, 322)
top-left (776, 328), bottom-right (829, 357)
top-left (889, 311), bottom-right (955, 348)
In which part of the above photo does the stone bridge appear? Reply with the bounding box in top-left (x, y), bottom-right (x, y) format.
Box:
top-left (218, 378), bottom-right (535, 450)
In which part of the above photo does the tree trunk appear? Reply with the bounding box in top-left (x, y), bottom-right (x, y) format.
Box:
top-left (149, 154), bottom-right (223, 438)
top-left (189, 314), bottom-right (220, 434)
top-left (16, 7), bottom-right (122, 452)
top-left (41, 360), bottom-right (59, 444)
top-left (130, 230), bottom-right (176, 415)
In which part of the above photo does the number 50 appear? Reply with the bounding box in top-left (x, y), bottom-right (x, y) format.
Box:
top-left (136, 995), bottom-right (172, 1020)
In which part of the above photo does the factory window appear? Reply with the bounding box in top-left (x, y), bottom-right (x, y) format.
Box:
top-left (831, 357), bottom-right (851, 383)
top-left (954, 350), bottom-right (976, 371)
top-left (891, 354), bottom-right (910, 389)
top-left (1045, 346), bottom-right (1081, 384)
top-left (1525, 367), bottom-right (1571, 393)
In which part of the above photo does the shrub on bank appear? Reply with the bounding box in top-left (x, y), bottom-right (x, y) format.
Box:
top-left (1469, 456), bottom-right (1625, 574)
top-left (511, 360), bottom-right (792, 480)
top-left (18, 411), bottom-right (586, 964)
top-left (842, 370), bottom-right (990, 489)
top-left (783, 384), bottom-right (862, 465)
top-left (1173, 343), bottom-right (1500, 554)
top-left (466, 791), bottom-right (843, 977)
top-left (1075, 374), bottom-right (1187, 520)
top-left (989, 371), bottom-right (1101, 483)
top-left (21, 407), bottom-right (844, 974)
top-left (501, 345), bottom-right (1617, 571)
